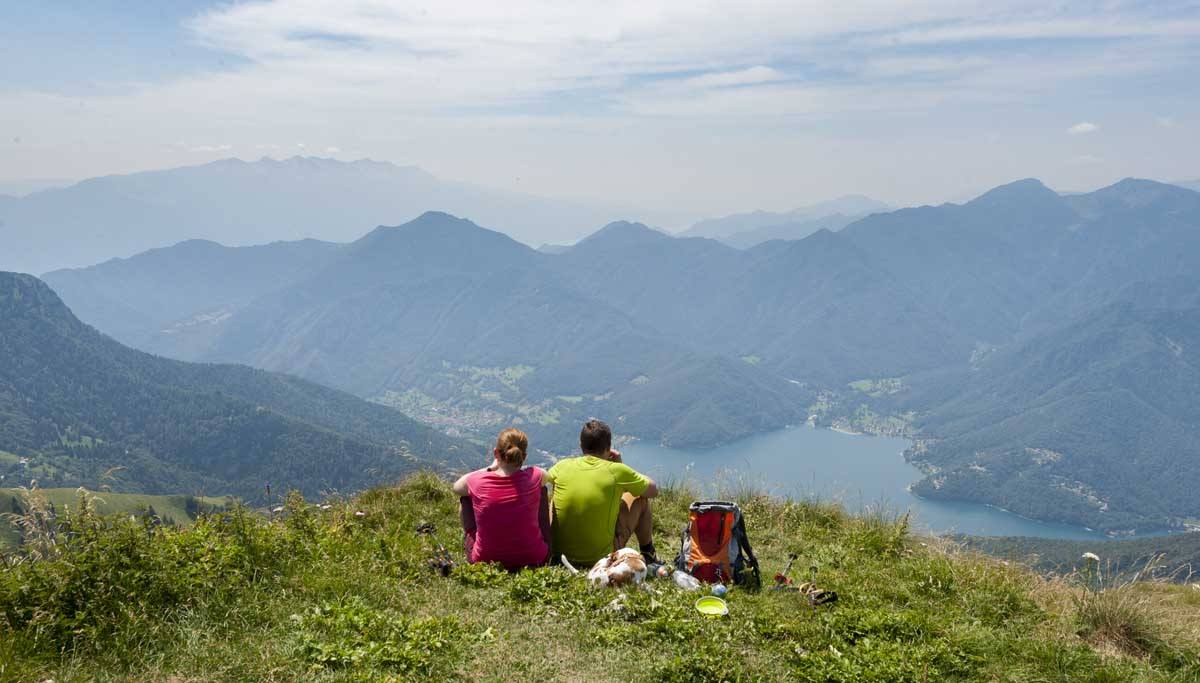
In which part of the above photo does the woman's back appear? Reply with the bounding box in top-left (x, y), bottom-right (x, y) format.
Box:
top-left (465, 467), bottom-right (548, 569)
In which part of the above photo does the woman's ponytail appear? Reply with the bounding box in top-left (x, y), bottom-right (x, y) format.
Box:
top-left (495, 427), bottom-right (528, 467)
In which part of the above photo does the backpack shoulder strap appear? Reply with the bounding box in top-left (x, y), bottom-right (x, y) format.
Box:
top-left (732, 514), bottom-right (762, 588)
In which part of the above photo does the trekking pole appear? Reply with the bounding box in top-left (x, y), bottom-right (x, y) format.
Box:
top-left (772, 553), bottom-right (799, 591)
top-left (808, 565), bottom-right (819, 610)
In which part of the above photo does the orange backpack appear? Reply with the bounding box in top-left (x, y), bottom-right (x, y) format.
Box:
top-left (674, 501), bottom-right (761, 587)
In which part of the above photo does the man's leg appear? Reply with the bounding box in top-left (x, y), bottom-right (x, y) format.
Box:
top-left (616, 492), bottom-right (658, 562)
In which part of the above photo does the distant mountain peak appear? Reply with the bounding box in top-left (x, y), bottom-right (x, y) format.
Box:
top-left (1066, 177), bottom-right (1200, 217)
top-left (1095, 177), bottom-right (1191, 203)
top-left (357, 211), bottom-right (487, 243)
top-left (967, 178), bottom-right (1056, 205)
top-left (345, 211), bottom-right (532, 273)
top-left (579, 220), bottom-right (669, 247)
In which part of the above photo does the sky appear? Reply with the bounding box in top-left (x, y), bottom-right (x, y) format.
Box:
top-left (1, 0), bottom-right (1199, 215)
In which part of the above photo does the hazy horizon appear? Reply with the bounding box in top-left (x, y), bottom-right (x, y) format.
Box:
top-left (3, 1), bottom-right (1199, 217)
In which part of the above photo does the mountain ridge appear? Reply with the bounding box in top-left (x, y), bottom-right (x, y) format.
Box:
top-left (0, 271), bottom-right (479, 500)
top-left (0, 157), bottom-right (678, 275)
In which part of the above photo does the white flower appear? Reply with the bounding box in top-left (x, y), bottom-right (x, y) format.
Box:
top-left (1081, 552), bottom-right (1100, 562)
top-left (354, 510), bottom-right (366, 518)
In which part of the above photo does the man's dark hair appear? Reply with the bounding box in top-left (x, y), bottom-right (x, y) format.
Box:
top-left (580, 419), bottom-right (612, 456)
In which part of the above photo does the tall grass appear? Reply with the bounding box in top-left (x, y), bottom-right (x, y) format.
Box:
top-left (1070, 554), bottom-right (1196, 666)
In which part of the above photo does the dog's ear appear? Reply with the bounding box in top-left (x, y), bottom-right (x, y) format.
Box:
top-left (608, 565), bottom-right (634, 586)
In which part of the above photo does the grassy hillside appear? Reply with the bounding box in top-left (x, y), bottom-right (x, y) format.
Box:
top-left (2, 474), bottom-right (1198, 681)
top-left (964, 532), bottom-right (1200, 584)
top-left (1, 487), bottom-right (230, 549)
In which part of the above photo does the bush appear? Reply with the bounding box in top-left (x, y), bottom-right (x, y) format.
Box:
top-left (652, 646), bottom-right (742, 683)
top-left (505, 566), bottom-right (603, 614)
top-left (293, 596), bottom-right (467, 676)
top-left (0, 502), bottom-right (300, 651)
top-left (453, 561), bottom-right (509, 589)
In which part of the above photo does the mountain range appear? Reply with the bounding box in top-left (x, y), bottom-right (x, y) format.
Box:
top-left (0, 156), bottom-right (684, 276)
top-left (33, 177), bottom-right (1200, 532)
top-left (45, 214), bottom-right (813, 453)
top-left (0, 272), bottom-right (479, 500)
top-left (678, 195), bottom-right (891, 248)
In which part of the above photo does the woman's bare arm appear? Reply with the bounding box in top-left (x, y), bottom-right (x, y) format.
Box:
top-left (451, 472), bottom-right (471, 497)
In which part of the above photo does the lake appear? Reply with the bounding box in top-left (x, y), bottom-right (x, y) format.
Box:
top-left (621, 424), bottom-right (1107, 540)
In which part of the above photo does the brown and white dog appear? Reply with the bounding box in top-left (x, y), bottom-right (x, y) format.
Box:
top-left (562, 547), bottom-right (648, 588)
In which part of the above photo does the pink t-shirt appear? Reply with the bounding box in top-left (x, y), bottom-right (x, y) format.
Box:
top-left (466, 467), bottom-right (548, 570)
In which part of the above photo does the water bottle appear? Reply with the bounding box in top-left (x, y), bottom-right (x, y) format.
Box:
top-left (672, 570), bottom-right (702, 591)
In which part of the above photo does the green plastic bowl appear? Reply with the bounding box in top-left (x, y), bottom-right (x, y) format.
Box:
top-left (695, 596), bottom-right (729, 617)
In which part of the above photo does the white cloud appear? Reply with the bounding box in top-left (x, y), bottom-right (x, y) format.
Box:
top-left (678, 66), bottom-right (787, 89)
top-left (3, 1), bottom-right (1200, 209)
top-left (178, 0), bottom-right (1200, 116)
top-left (1067, 122), bottom-right (1099, 135)
top-left (325, 146), bottom-right (341, 153)
top-left (190, 144), bottom-right (233, 152)
top-left (1156, 116), bottom-right (1176, 128)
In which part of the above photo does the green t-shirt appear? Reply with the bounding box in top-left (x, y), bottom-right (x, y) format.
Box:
top-left (544, 456), bottom-right (650, 566)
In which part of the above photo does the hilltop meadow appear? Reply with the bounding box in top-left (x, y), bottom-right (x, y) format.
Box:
top-left (2, 474), bottom-right (1199, 682)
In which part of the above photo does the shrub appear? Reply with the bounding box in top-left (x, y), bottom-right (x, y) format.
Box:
top-left (294, 596), bottom-right (466, 676)
top-left (506, 566), bottom-right (599, 613)
top-left (652, 646), bottom-right (742, 683)
top-left (0, 503), bottom-right (299, 651)
top-left (453, 561), bottom-right (509, 589)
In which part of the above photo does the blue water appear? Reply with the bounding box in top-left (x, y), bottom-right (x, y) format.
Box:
top-left (621, 425), bottom-right (1108, 540)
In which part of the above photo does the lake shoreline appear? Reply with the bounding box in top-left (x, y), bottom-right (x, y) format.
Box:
top-left (623, 424), bottom-right (1112, 541)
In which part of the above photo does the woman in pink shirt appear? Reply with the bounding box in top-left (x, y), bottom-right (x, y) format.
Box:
top-left (452, 428), bottom-right (550, 570)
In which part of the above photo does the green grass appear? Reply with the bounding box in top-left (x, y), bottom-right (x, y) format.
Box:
top-left (1, 487), bottom-right (229, 549)
top-left (1, 474), bottom-right (1197, 682)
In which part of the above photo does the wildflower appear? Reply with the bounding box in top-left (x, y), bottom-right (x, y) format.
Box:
top-left (319, 504), bottom-right (332, 510)
top-left (355, 510), bottom-right (366, 518)
top-left (1081, 552), bottom-right (1100, 562)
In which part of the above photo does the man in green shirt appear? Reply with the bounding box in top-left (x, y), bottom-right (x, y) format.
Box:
top-left (545, 419), bottom-right (659, 567)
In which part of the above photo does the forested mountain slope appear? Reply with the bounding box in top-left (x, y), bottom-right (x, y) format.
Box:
top-left (904, 290), bottom-right (1200, 532)
top-left (0, 272), bottom-right (479, 500)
